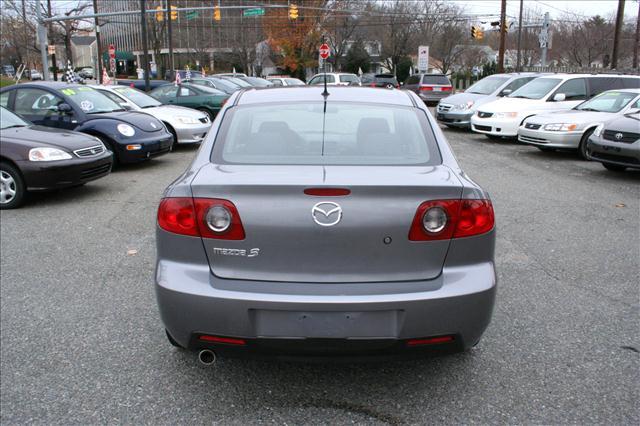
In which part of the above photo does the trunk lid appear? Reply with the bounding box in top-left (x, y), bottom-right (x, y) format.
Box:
top-left (190, 164), bottom-right (463, 283)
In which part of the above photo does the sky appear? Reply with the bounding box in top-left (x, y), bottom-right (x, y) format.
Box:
top-left (452, 0), bottom-right (630, 20)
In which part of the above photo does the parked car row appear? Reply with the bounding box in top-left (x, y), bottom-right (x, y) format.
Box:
top-left (0, 80), bottom-right (222, 208)
top-left (436, 72), bottom-right (640, 171)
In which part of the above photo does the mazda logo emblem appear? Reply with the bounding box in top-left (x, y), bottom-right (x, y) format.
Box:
top-left (311, 202), bottom-right (342, 227)
top-left (615, 132), bottom-right (623, 140)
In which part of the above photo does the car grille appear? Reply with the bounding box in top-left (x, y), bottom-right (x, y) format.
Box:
top-left (477, 112), bottom-right (493, 118)
top-left (199, 117), bottom-right (209, 124)
top-left (602, 130), bottom-right (640, 144)
top-left (525, 123), bottom-right (542, 130)
top-left (437, 103), bottom-right (452, 113)
top-left (80, 163), bottom-right (111, 180)
top-left (74, 144), bottom-right (105, 158)
top-left (474, 124), bottom-right (492, 132)
top-left (591, 152), bottom-right (640, 165)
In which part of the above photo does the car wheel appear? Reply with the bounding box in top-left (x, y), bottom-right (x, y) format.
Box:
top-left (165, 329), bottom-right (184, 348)
top-left (602, 163), bottom-right (626, 172)
top-left (0, 162), bottom-right (26, 209)
top-left (578, 128), bottom-right (595, 160)
top-left (97, 136), bottom-right (119, 166)
top-left (198, 108), bottom-right (214, 121)
top-left (537, 146), bottom-right (555, 152)
top-left (163, 122), bottom-right (178, 152)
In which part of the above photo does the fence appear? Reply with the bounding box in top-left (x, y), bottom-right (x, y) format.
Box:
top-left (523, 66), bottom-right (639, 75)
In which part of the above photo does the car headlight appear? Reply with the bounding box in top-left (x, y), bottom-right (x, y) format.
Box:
top-left (454, 100), bottom-right (474, 110)
top-left (593, 123), bottom-right (604, 137)
top-left (495, 112), bottom-right (518, 118)
top-left (117, 123), bottom-right (135, 137)
top-left (543, 123), bottom-right (578, 131)
top-left (176, 116), bottom-right (199, 124)
top-left (28, 147), bottom-right (73, 162)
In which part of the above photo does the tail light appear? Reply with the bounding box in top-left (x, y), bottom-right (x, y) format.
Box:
top-left (158, 197), bottom-right (245, 240)
top-left (419, 85), bottom-right (433, 91)
top-left (409, 199), bottom-right (494, 241)
top-left (370, 83), bottom-right (377, 87)
top-left (442, 86), bottom-right (452, 91)
top-left (407, 335), bottom-right (455, 346)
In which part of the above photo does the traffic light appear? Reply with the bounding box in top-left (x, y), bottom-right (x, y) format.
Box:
top-left (289, 4), bottom-right (298, 20)
top-left (170, 5), bottom-right (177, 21)
top-left (214, 6), bottom-right (221, 21)
top-left (471, 25), bottom-right (484, 40)
top-left (156, 6), bottom-right (163, 22)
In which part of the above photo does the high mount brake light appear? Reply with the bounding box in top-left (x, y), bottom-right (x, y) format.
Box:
top-left (409, 199), bottom-right (494, 241)
top-left (158, 197), bottom-right (245, 240)
top-left (304, 188), bottom-right (351, 196)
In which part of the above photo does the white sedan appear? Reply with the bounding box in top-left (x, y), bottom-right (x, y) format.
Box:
top-left (91, 85), bottom-right (211, 147)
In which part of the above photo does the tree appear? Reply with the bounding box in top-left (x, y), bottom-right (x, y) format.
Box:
top-left (378, 0), bottom-right (418, 74)
top-left (344, 40), bottom-right (370, 74)
top-left (553, 14), bottom-right (614, 67)
top-left (324, 0), bottom-right (365, 71)
top-left (53, 1), bottom-right (92, 65)
top-left (431, 21), bottom-right (467, 74)
top-left (263, 0), bottom-right (327, 79)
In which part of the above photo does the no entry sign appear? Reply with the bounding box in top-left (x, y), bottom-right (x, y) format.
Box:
top-left (108, 44), bottom-right (116, 59)
top-left (319, 43), bottom-right (330, 60)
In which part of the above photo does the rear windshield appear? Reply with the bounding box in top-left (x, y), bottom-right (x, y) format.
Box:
top-left (422, 75), bottom-right (450, 85)
top-left (212, 102), bottom-right (440, 166)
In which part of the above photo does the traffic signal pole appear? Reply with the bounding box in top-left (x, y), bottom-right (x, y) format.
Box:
top-left (166, 0), bottom-right (174, 73)
top-left (611, 0), bottom-right (626, 69)
top-left (93, 0), bottom-right (103, 83)
top-left (516, 0), bottom-right (523, 72)
top-left (497, 0), bottom-right (506, 73)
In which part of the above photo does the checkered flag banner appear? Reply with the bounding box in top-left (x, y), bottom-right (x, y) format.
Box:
top-left (185, 66), bottom-right (192, 80)
top-left (63, 60), bottom-right (85, 84)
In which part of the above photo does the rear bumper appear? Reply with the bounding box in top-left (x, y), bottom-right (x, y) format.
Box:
top-left (587, 136), bottom-right (640, 169)
top-left (418, 91), bottom-right (451, 102)
top-left (155, 258), bottom-right (497, 356)
top-left (518, 127), bottom-right (583, 148)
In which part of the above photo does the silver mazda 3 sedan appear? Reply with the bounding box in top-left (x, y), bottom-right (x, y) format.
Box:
top-left (155, 86), bottom-right (496, 360)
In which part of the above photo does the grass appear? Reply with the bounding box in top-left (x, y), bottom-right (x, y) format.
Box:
top-left (0, 76), bottom-right (21, 87)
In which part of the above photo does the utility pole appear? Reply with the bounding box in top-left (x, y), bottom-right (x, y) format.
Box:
top-left (497, 0), bottom-right (507, 73)
top-left (47, 0), bottom-right (57, 80)
top-left (22, 0), bottom-right (30, 69)
top-left (611, 0), bottom-right (625, 69)
top-left (140, 0), bottom-right (150, 91)
top-left (35, 0), bottom-right (50, 80)
top-left (92, 0), bottom-right (102, 83)
top-left (634, 0), bottom-right (639, 69)
top-left (166, 0), bottom-right (174, 74)
top-left (516, 0), bottom-right (523, 72)
top-left (540, 12), bottom-right (550, 67)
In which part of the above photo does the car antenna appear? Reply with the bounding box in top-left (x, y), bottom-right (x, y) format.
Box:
top-left (321, 35), bottom-right (329, 99)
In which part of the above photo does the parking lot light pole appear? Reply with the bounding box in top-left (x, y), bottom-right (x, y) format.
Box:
top-left (140, 0), bottom-right (150, 91)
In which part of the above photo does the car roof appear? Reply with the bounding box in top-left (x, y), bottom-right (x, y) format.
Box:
top-left (2, 81), bottom-right (87, 90)
top-left (236, 86), bottom-right (414, 107)
top-left (603, 88), bottom-right (640, 94)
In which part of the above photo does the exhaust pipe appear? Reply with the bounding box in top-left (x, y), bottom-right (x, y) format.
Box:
top-left (198, 349), bottom-right (216, 366)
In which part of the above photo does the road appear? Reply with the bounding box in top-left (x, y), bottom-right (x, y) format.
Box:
top-left (1, 121), bottom-right (638, 424)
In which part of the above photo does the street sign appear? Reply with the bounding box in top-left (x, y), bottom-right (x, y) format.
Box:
top-left (47, 45), bottom-right (56, 55)
top-left (109, 58), bottom-right (116, 72)
top-left (243, 8), bottom-right (265, 17)
top-left (418, 45), bottom-right (429, 72)
top-left (185, 10), bottom-right (199, 20)
top-left (319, 43), bottom-right (330, 60)
top-left (108, 44), bottom-right (116, 59)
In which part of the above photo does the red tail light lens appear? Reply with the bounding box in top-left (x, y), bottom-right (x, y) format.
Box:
top-left (304, 188), bottom-right (351, 196)
top-left (409, 199), bottom-right (494, 241)
top-left (198, 334), bottom-right (246, 346)
top-left (158, 197), bottom-right (245, 240)
top-left (370, 83), bottom-right (377, 87)
top-left (407, 335), bottom-right (455, 346)
top-left (419, 85), bottom-right (433, 91)
top-left (442, 86), bottom-right (452, 91)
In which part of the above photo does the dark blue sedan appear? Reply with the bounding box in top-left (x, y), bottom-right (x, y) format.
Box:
top-left (0, 82), bottom-right (173, 164)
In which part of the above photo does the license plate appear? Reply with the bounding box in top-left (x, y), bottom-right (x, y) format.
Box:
top-left (434, 87), bottom-right (441, 91)
top-left (253, 310), bottom-right (400, 338)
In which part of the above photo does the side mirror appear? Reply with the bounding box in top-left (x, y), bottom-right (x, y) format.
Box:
top-left (553, 93), bottom-right (566, 102)
top-left (500, 89), bottom-right (512, 97)
top-left (121, 103), bottom-right (133, 111)
top-left (57, 103), bottom-right (73, 113)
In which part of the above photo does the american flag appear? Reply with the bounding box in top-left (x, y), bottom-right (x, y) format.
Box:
top-left (174, 71), bottom-right (181, 86)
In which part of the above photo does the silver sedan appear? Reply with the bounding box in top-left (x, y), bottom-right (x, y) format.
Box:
top-left (518, 88), bottom-right (640, 158)
top-left (155, 86), bottom-right (497, 362)
top-left (92, 85), bottom-right (211, 147)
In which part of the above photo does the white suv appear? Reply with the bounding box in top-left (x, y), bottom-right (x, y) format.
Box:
top-left (308, 73), bottom-right (361, 86)
top-left (470, 74), bottom-right (639, 139)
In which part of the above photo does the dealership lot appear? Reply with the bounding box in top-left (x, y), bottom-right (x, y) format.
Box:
top-left (1, 123), bottom-right (638, 424)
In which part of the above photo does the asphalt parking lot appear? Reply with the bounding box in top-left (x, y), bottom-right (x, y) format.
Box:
top-left (1, 118), bottom-right (638, 424)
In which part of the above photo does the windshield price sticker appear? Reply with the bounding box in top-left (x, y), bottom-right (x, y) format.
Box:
top-left (61, 89), bottom-right (76, 96)
top-left (80, 100), bottom-right (94, 111)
